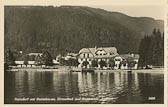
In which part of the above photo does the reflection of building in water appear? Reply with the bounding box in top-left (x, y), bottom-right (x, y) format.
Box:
top-left (15, 72), bottom-right (28, 97)
top-left (114, 72), bottom-right (120, 87)
top-left (78, 72), bottom-right (84, 94)
top-left (27, 72), bottom-right (36, 96)
top-left (87, 73), bottom-right (93, 90)
top-left (78, 72), bottom-right (96, 97)
top-left (134, 72), bottom-right (139, 90)
top-left (96, 72), bottom-right (125, 99)
top-left (52, 72), bottom-right (59, 96)
top-left (53, 72), bottom-right (78, 97)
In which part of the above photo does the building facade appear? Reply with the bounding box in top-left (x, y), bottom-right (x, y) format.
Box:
top-left (78, 47), bottom-right (139, 69)
top-left (114, 54), bottom-right (139, 70)
top-left (78, 47), bottom-right (119, 68)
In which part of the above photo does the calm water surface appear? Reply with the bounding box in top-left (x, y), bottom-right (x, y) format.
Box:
top-left (4, 71), bottom-right (164, 104)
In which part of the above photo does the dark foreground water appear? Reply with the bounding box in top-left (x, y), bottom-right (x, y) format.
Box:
top-left (4, 71), bottom-right (164, 104)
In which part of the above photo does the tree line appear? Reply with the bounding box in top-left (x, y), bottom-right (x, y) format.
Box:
top-left (138, 29), bottom-right (164, 67)
top-left (5, 50), bottom-right (53, 67)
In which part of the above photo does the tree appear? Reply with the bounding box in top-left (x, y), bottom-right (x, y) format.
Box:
top-left (41, 51), bottom-right (53, 66)
top-left (127, 57), bottom-right (136, 70)
top-left (5, 49), bottom-right (16, 66)
top-left (82, 61), bottom-right (89, 68)
top-left (108, 58), bottom-right (115, 69)
top-left (73, 59), bottom-right (79, 67)
top-left (91, 60), bottom-right (98, 67)
top-left (138, 28), bottom-right (164, 67)
top-left (59, 58), bottom-right (68, 66)
top-left (99, 60), bottom-right (106, 68)
top-left (24, 55), bottom-right (29, 66)
top-left (67, 58), bottom-right (79, 67)
top-left (35, 55), bottom-right (42, 66)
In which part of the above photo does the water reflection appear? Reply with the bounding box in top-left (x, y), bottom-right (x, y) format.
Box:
top-left (4, 71), bottom-right (164, 104)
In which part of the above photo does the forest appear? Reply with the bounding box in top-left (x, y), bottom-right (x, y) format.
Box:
top-left (4, 6), bottom-right (164, 58)
top-left (138, 29), bottom-right (164, 67)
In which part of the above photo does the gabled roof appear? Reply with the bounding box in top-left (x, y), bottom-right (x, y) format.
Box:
top-left (79, 48), bottom-right (91, 54)
top-left (79, 47), bottom-right (118, 58)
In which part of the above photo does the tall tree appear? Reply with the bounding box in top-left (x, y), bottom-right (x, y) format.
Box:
top-left (41, 51), bottom-right (53, 66)
top-left (127, 57), bottom-right (136, 70)
top-left (91, 60), bottom-right (98, 67)
top-left (5, 49), bottom-right (16, 66)
top-left (108, 58), bottom-right (115, 69)
top-left (35, 55), bottom-right (42, 65)
top-left (138, 28), bottom-right (164, 67)
top-left (99, 60), bottom-right (107, 68)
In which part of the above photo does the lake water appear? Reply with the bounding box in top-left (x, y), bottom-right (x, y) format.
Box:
top-left (4, 70), bottom-right (164, 104)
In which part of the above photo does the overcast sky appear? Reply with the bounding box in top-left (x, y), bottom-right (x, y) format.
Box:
top-left (90, 5), bottom-right (164, 20)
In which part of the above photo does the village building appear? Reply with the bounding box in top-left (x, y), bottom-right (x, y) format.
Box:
top-left (28, 53), bottom-right (43, 56)
top-left (78, 47), bottom-right (139, 69)
top-left (114, 54), bottom-right (139, 69)
top-left (64, 53), bottom-right (78, 60)
top-left (78, 47), bottom-right (119, 68)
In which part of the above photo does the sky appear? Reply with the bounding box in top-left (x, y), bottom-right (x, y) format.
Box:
top-left (90, 5), bottom-right (165, 20)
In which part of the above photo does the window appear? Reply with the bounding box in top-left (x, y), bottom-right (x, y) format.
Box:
top-left (88, 54), bottom-right (89, 58)
top-left (115, 59), bottom-right (121, 61)
top-left (83, 54), bottom-right (85, 58)
top-left (100, 53), bottom-right (102, 55)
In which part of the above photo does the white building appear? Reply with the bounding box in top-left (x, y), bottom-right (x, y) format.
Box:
top-left (115, 54), bottom-right (139, 69)
top-left (78, 47), bottom-right (119, 68)
top-left (28, 53), bottom-right (43, 57)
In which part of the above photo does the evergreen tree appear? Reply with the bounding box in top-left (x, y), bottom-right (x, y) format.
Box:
top-left (138, 28), bottom-right (164, 67)
top-left (127, 57), bottom-right (136, 69)
top-left (108, 58), bottom-right (115, 69)
top-left (23, 55), bottom-right (29, 65)
top-left (41, 51), bottom-right (53, 66)
top-left (35, 55), bottom-right (42, 65)
top-left (5, 49), bottom-right (16, 66)
top-left (91, 60), bottom-right (98, 67)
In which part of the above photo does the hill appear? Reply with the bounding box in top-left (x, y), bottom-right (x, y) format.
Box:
top-left (4, 6), bottom-right (164, 57)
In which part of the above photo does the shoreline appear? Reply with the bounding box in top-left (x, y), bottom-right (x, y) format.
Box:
top-left (94, 69), bottom-right (164, 74)
top-left (6, 67), bottom-right (164, 74)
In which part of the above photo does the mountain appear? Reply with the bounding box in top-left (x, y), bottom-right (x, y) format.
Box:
top-left (4, 6), bottom-right (164, 57)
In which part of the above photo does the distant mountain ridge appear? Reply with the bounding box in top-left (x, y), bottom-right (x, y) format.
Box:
top-left (4, 6), bottom-right (164, 57)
